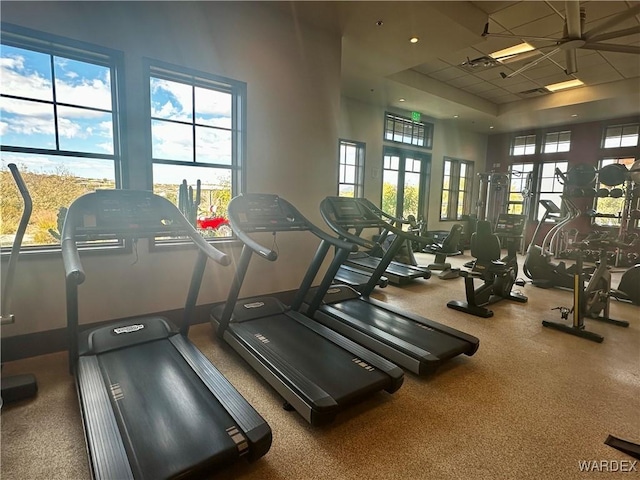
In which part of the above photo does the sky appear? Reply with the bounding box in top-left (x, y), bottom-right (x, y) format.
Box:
top-left (1, 44), bottom-right (234, 185)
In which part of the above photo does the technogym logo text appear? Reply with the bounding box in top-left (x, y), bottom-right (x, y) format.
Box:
top-left (578, 460), bottom-right (637, 473)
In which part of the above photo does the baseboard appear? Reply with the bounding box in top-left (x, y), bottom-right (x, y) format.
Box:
top-left (1, 289), bottom-right (299, 363)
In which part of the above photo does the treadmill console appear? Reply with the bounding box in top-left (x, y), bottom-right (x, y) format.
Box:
top-left (324, 197), bottom-right (381, 228)
top-left (71, 190), bottom-right (182, 238)
top-left (539, 199), bottom-right (561, 214)
top-left (230, 194), bottom-right (308, 231)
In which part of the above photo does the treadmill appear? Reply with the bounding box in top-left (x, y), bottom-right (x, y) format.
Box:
top-left (208, 193), bottom-right (404, 426)
top-left (333, 263), bottom-right (389, 291)
top-left (62, 190), bottom-right (271, 479)
top-left (339, 198), bottom-right (431, 285)
top-left (305, 196), bottom-right (479, 375)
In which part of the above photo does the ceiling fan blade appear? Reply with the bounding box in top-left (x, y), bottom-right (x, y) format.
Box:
top-left (581, 43), bottom-right (640, 55)
top-left (565, 1), bottom-right (582, 39)
top-left (584, 3), bottom-right (640, 40)
top-left (586, 25), bottom-right (640, 44)
top-left (565, 49), bottom-right (578, 75)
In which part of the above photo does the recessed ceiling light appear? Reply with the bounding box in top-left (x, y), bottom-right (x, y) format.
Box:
top-left (453, 115), bottom-right (459, 118)
top-left (399, 98), bottom-right (406, 102)
top-left (571, 114), bottom-right (578, 117)
top-left (409, 36), bottom-right (419, 44)
top-left (376, 20), bottom-right (384, 27)
top-left (545, 79), bottom-right (584, 92)
top-left (489, 126), bottom-right (494, 129)
top-left (489, 42), bottom-right (535, 62)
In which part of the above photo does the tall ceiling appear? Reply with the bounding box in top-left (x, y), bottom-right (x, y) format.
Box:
top-left (272, 1), bottom-right (640, 134)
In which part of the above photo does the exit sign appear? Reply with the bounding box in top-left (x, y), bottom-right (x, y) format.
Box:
top-left (411, 111), bottom-right (421, 122)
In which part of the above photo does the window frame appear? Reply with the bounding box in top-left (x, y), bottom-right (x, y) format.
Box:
top-left (144, 58), bottom-right (246, 244)
top-left (337, 139), bottom-right (365, 198)
top-left (510, 134), bottom-right (537, 156)
top-left (383, 111), bottom-right (433, 149)
top-left (440, 157), bottom-right (474, 221)
top-left (602, 123), bottom-right (639, 149)
top-left (0, 23), bottom-right (126, 254)
top-left (543, 131), bottom-right (571, 153)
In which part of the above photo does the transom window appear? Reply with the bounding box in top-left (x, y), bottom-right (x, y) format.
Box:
top-left (1, 25), bottom-right (123, 248)
top-left (383, 112), bottom-right (433, 149)
top-left (603, 124), bottom-right (639, 148)
top-left (543, 131), bottom-right (571, 153)
top-left (338, 139), bottom-right (365, 198)
top-left (147, 60), bottom-right (245, 238)
top-left (511, 134), bottom-right (536, 156)
top-left (440, 158), bottom-right (473, 220)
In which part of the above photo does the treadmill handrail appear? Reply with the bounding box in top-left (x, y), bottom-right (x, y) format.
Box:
top-left (320, 197), bottom-right (433, 248)
top-left (227, 194), bottom-right (359, 259)
top-left (62, 190), bottom-right (230, 285)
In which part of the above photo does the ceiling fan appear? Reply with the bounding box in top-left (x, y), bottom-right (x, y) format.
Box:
top-left (482, 1), bottom-right (640, 79)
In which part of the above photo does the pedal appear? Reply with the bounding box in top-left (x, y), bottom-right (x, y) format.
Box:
top-left (515, 278), bottom-right (526, 287)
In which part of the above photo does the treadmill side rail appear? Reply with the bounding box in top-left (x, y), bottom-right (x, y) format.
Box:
top-left (170, 335), bottom-right (272, 461)
top-left (77, 356), bottom-right (134, 480)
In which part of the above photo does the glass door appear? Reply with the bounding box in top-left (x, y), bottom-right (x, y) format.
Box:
top-left (381, 147), bottom-right (431, 225)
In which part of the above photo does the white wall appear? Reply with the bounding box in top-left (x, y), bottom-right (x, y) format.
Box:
top-left (339, 97), bottom-right (488, 231)
top-left (1, 1), bottom-right (342, 336)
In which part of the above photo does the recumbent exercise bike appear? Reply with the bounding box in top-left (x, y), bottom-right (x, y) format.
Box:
top-left (447, 220), bottom-right (527, 318)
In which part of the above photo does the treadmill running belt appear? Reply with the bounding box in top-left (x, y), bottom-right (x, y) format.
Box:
top-left (330, 300), bottom-right (472, 359)
top-left (231, 314), bottom-right (390, 404)
top-left (95, 340), bottom-right (242, 479)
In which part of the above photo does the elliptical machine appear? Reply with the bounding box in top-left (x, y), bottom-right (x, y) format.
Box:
top-left (447, 220), bottom-right (527, 318)
top-left (1, 164), bottom-right (38, 405)
top-left (542, 235), bottom-right (631, 343)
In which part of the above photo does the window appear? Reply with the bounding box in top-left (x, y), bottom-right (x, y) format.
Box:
top-left (147, 60), bottom-right (245, 238)
top-left (543, 131), bottom-right (571, 153)
top-left (603, 124), bottom-right (639, 149)
top-left (384, 112), bottom-right (433, 149)
top-left (510, 134), bottom-right (536, 156)
top-left (507, 163), bottom-right (534, 215)
top-left (440, 158), bottom-right (473, 220)
top-left (338, 139), bottom-right (365, 197)
top-left (508, 161), bottom-right (567, 220)
top-left (1, 24), bottom-right (123, 248)
top-left (538, 161), bottom-right (568, 220)
top-left (593, 157), bottom-right (636, 227)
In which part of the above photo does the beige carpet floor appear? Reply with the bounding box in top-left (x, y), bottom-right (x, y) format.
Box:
top-left (1, 252), bottom-right (639, 480)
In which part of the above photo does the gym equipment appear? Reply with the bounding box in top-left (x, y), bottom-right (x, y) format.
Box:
top-left (309, 196), bottom-right (479, 375)
top-left (209, 193), bottom-right (404, 426)
top-left (524, 198), bottom-right (585, 289)
top-left (1, 164), bottom-right (38, 405)
top-left (333, 198), bottom-right (431, 286)
top-left (613, 264), bottom-right (640, 305)
top-left (542, 236), bottom-right (630, 343)
top-left (62, 189), bottom-right (271, 478)
top-left (423, 224), bottom-right (463, 270)
top-left (447, 220), bottom-right (527, 318)
top-left (598, 163), bottom-right (628, 187)
top-left (333, 263), bottom-right (389, 292)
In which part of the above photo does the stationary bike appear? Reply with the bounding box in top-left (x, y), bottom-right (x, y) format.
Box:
top-left (542, 236), bottom-right (631, 343)
top-left (447, 220), bottom-right (527, 318)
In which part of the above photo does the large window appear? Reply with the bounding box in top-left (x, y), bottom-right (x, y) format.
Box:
top-left (1, 25), bottom-right (123, 248)
top-left (384, 112), bottom-right (433, 149)
top-left (338, 139), bottom-right (365, 198)
top-left (440, 158), bottom-right (473, 220)
top-left (147, 61), bottom-right (245, 238)
top-left (508, 161), bottom-right (567, 220)
top-left (510, 134), bottom-right (536, 156)
top-left (538, 161), bottom-right (568, 220)
top-left (603, 124), bottom-right (639, 149)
